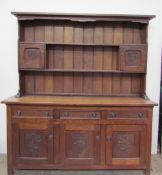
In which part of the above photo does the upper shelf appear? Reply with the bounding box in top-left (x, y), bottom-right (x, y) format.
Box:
top-left (20, 42), bottom-right (146, 47)
top-left (19, 68), bottom-right (145, 74)
top-left (20, 41), bottom-right (119, 47)
top-left (11, 12), bottom-right (155, 23)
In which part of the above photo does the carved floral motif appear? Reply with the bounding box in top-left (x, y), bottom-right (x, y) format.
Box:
top-left (67, 133), bottom-right (88, 158)
top-left (25, 49), bottom-right (40, 61)
top-left (125, 51), bottom-right (141, 66)
top-left (117, 134), bottom-right (134, 155)
top-left (25, 133), bottom-right (43, 157)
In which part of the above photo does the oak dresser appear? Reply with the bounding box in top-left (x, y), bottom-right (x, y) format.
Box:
top-left (2, 12), bottom-right (157, 175)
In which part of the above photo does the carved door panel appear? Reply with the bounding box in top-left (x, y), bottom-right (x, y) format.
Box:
top-left (20, 43), bottom-right (45, 69)
top-left (60, 123), bottom-right (100, 166)
top-left (119, 45), bottom-right (146, 72)
top-left (12, 118), bottom-right (55, 166)
top-left (106, 125), bottom-right (146, 167)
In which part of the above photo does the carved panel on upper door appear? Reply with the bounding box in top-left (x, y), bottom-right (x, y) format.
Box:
top-left (119, 45), bottom-right (146, 72)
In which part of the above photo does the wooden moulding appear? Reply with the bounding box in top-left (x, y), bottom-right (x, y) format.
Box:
top-left (11, 12), bottom-right (155, 23)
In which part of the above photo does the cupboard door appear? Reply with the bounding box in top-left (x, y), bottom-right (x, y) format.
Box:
top-left (106, 125), bottom-right (146, 167)
top-left (119, 45), bottom-right (146, 72)
top-left (20, 43), bottom-right (45, 69)
top-left (12, 118), bottom-right (54, 166)
top-left (60, 123), bottom-right (100, 166)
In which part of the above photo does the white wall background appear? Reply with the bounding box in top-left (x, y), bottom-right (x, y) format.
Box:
top-left (0, 0), bottom-right (162, 154)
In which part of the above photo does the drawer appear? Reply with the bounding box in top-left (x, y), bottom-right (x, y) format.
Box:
top-left (59, 110), bottom-right (101, 119)
top-left (106, 109), bottom-right (147, 119)
top-left (12, 109), bottom-right (53, 118)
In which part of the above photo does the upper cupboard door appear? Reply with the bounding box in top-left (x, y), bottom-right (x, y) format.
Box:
top-left (19, 43), bottom-right (45, 69)
top-left (60, 123), bottom-right (101, 167)
top-left (106, 125), bottom-right (146, 168)
top-left (119, 45), bottom-right (147, 72)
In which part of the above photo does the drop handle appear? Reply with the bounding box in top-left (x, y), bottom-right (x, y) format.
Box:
top-left (106, 136), bottom-right (112, 142)
top-left (16, 111), bottom-right (21, 116)
top-left (45, 112), bottom-right (50, 116)
top-left (48, 134), bottom-right (53, 140)
top-left (96, 135), bottom-right (100, 141)
top-left (138, 112), bottom-right (144, 118)
top-left (64, 112), bottom-right (69, 117)
top-left (92, 112), bottom-right (97, 118)
top-left (111, 112), bottom-right (118, 118)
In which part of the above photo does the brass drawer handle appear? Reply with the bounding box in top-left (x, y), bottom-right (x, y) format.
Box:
top-left (64, 112), bottom-right (69, 117)
top-left (16, 111), bottom-right (21, 116)
top-left (138, 112), bottom-right (144, 118)
top-left (111, 112), bottom-right (118, 118)
top-left (45, 112), bottom-right (50, 116)
top-left (92, 112), bottom-right (97, 118)
top-left (96, 135), bottom-right (100, 141)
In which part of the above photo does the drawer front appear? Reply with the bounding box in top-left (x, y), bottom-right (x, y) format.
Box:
top-left (12, 109), bottom-right (53, 118)
top-left (59, 110), bottom-right (101, 119)
top-left (106, 109), bottom-right (147, 119)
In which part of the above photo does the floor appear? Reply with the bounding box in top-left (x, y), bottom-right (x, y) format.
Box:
top-left (0, 154), bottom-right (162, 175)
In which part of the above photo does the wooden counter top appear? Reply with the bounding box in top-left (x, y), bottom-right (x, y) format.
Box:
top-left (2, 95), bottom-right (157, 107)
